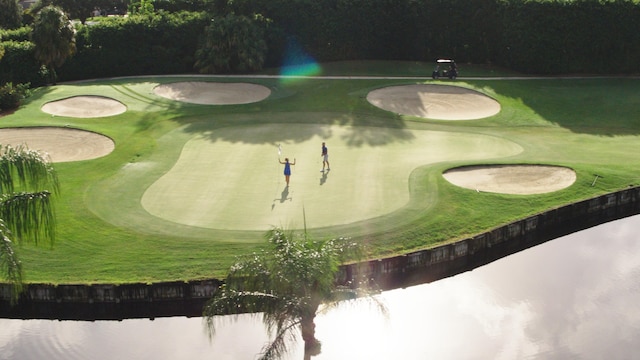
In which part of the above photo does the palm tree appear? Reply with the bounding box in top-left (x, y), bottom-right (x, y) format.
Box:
top-left (0, 144), bottom-right (59, 300)
top-left (203, 227), bottom-right (386, 360)
top-left (30, 5), bottom-right (76, 84)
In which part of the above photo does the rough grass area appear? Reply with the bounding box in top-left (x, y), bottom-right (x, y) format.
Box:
top-left (3, 62), bottom-right (640, 283)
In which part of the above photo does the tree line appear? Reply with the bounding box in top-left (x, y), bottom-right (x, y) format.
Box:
top-left (2, 0), bottom-right (640, 91)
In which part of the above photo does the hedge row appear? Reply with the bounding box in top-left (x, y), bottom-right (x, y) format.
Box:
top-left (0, 41), bottom-right (46, 86)
top-left (58, 11), bottom-right (211, 80)
top-left (497, 0), bottom-right (640, 74)
top-left (0, 27), bottom-right (32, 42)
top-left (2, 0), bottom-right (640, 85)
top-left (228, 0), bottom-right (640, 74)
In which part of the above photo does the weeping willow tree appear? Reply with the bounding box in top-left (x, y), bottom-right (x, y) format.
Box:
top-left (0, 144), bottom-right (59, 300)
top-left (204, 227), bottom-right (387, 360)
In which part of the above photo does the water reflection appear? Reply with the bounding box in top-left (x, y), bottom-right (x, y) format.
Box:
top-left (1, 215), bottom-right (639, 360)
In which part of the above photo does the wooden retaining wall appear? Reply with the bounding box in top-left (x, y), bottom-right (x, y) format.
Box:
top-left (1, 186), bottom-right (639, 320)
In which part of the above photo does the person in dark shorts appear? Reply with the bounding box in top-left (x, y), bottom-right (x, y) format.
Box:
top-left (279, 157), bottom-right (296, 186)
top-left (321, 142), bottom-right (330, 172)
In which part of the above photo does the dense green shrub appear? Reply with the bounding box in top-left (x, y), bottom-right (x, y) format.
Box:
top-left (59, 11), bottom-right (210, 80)
top-left (0, 27), bottom-right (31, 42)
top-left (0, 0), bottom-right (22, 29)
top-left (0, 82), bottom-right (31, 111)
top-left (194, 14), bottom-right (267, 73)
top-left (497, 0), bottom-right (640, 74)
top-left (227, 0), bottom-right (640, 74)
top-left (226, 0), bottom-right (500, 64)
top-left (0, 41), bottom-right (47, 86)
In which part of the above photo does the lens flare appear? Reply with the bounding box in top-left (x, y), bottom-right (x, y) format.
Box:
top-left (279, 38), bottom-right (321, 84)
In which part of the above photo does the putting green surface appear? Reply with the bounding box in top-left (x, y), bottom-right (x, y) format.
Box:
top-left (139, 123), bottom-right (522, 230)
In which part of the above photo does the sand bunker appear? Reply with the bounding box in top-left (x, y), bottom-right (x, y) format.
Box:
top-left (41, 96), bottom-right (126, 118)
top-left (443, 165), bottom-right (576, 195)
top-left (153, 82), bottom-right (271, 105)
top-left (367, 84), bottom-right (501, 120)
top-left (0, 127), bottom-right (114, 163)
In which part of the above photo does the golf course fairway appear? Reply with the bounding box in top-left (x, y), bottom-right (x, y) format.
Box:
top-left (2, 64), bottom-right (639, 283)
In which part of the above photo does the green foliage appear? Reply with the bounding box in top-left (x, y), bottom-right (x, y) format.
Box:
top-left (0, 0), bottom-right (22, 30)
top-left (194, 13), bottom-right (267, 74)
top-left (28, 0), bottom-right (127, 23)
top-left (0, 82), bottom-right (31, 111)
top-left (31, 5), bottom-right (76, 82)
top-left (32, 0), bottom-right (640, 82)
top-left (225, 0), bottom-right (640, 74)
top-left (497, 0), bottom-right (640, 74)
top-left (0, 26), bottom-right (32, 42)
top-left (128, 0), bottom-right (155, 15)
top-left (59, 11), bottom-right (209, 80)
top-left (204, 227), bottom-right (384, 359)
top-left (0, 144), bottom-right (59, 300)
top-left (0, 40), bottom-right (47, 86)
top-left (53, 0), bottom-right (97, 24)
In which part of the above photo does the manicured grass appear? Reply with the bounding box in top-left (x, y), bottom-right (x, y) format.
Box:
top-left (4, 62), bottom-right (640, 284)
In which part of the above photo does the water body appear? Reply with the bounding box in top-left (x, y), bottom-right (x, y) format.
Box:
top-left (1, 214), bottom-right (639, 360)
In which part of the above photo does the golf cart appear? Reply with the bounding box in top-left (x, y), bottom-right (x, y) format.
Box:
top-left (431, 59), bottom-right (458, 80)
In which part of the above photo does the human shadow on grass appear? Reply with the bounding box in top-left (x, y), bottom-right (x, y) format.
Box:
top-left (272, 186), bottom-right (292, 210)
top-left (320, 169), bottom-right (329, 185)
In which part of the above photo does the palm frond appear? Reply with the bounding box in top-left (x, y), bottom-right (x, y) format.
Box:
top-left (0, 144), bottom-right (59, 195)
top-left (0, 191), bottom-right (56, 245)
top-left (226, 252), bottom-right (272, 290)
top-left (258, 318), bottom-right (301, 360)
top-left (0, 225), bottom-right (23, 301)
top-left (203, 289), bottom-right (280, 336)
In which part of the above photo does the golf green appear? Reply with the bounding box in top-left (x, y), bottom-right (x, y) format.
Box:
top-left (139, 123), bottom-right (522, 230)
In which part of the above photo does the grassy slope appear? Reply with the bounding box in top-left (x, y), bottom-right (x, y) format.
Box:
top-left (4, 62), bottom-right (640, 284)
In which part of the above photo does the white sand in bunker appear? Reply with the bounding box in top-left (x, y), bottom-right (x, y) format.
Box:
top-left (367, 84), bottom-right (501, 120)
top-left (153, 82), bottom-right (271, 105)
top-left (443, 165), bottom-right (577, 195)
top-left (41, 96), bottom-right (126, 118)
top-left (0, 127), bottom-right (114, 162)
top-left (140, 124), bottom-right (523, 231)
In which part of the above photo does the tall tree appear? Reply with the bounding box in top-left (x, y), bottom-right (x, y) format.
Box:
top-left (0, 144), bottom-right (59, 300)
top-left (30, 5), bottom-right (76, 84)
top-left (204, 227), bottom-right (386, 360)
top-left (0, 0), bottom-right (23, 29)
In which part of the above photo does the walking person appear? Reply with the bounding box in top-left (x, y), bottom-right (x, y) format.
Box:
top-left (279, 157), bottom-right (296, 186)
top-left (321, 142), bottom-right (330, 172)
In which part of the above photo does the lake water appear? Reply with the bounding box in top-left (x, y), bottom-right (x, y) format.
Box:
top-left (1, 214), bottom-right (639, 360)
